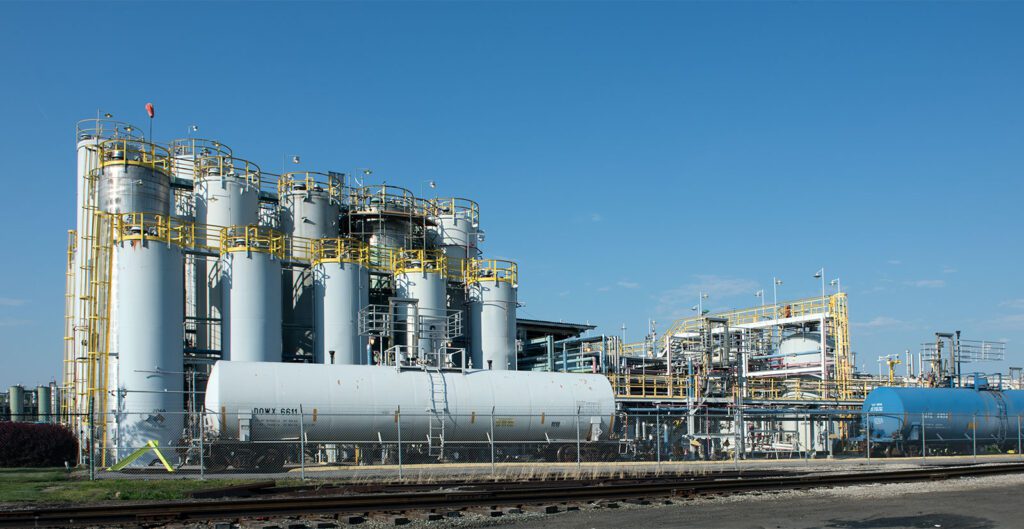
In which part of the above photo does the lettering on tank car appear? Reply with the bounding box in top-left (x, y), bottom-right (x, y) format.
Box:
top-left (252, 407), bottom-right (300, 415)
top-left (495, 418), bottom-right (515, 428)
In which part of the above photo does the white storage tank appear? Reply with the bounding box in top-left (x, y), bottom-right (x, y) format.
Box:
top-left (468, 259), bottom-right (518, 370)
top-left (279, 172), bottom-right (343, 360)
top-left (109, 213), bottom-right (188, 464)
top-left (8, 385), bottom-right (24, 423)
top-left (194, 156), bottom-right (261, 355)
top-left (36, 385), bottom-right (52, 423)
top-left (221, 225), bottom-right (284, 363)
top-left (395, 250), bottom-right (450, 359)
top-left (779, 332), bottom-right (834, 368)
top-left (205, 361), bottom-right (616, 443)
top-left (169, 138), bottom-right (232, 217)
top-left (312, 238), bottom-right (369, 365)
top-left (429, 198), bottom-right (480, 281)
top-left (96, 139), bottom-right (173, 215)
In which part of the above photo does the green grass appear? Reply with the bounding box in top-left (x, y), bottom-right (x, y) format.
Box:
top-left (0, 468), bottom-right (266, 504)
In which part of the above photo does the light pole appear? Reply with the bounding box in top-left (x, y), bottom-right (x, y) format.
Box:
top-left (813, 268), bottom-right (825, 300)
top-left (187, 124), bottom-right (199, 137)
top-left (691, 291), bottom-right (709, 315)
top-left (830, 278), bottom-right (841, 294)
top-left (755, 290), bottom-right (765, 308)
top-left (282, 154), bottom-right (301, 175)
top-left (419, 180), bottom-right (437, 198)
top-left (772, 277), bottom-right (783, 314)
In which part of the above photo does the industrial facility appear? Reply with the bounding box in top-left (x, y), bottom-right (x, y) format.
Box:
top-left (24, 115), bottom-right (1018, 472)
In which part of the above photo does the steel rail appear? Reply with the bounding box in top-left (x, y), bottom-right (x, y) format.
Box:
top-left (2, 463), bottom-right (1023, 528)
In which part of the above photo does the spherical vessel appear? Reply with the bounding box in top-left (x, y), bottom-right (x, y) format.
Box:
top-left (205, 361), bottom-right (616, 443)
top-left (222, 251), bottom-right (282, 362)
top-left (111, 238), bottom-right (184, 462)
top-left (314, 261), bottom-right (369, 364)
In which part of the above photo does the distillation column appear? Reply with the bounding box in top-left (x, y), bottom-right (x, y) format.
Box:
top-left (312, 238), bottom-right (369, 365)
top-left (221, 226), bottom-right (284, 362)
top-left (194, 156), bottom-right (260, 357)
top-left (279, 172), bottom-right (342, 360)
top-left (468, 259), bottom-right (518, 370)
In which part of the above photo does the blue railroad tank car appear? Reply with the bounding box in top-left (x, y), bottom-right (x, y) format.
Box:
top-left (862, 384), bottom-right (1024, 453)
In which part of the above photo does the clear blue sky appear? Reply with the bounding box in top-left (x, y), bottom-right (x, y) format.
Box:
top-left (0, 2), bottom-right (1021, 388)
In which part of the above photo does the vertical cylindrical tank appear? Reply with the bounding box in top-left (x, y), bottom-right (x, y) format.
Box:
top-left (194, 157), bottom-right (261, 355)
top-left (36, 385), bottom-right (52, 423)
top-left (109, 213), bottom-right (189, 463)
top-left (279, 172), bottom-right (343, 361)
top-left (97, 139), bottom-right (173, 215)
top-left (395, 250), bottom-right (449, 358)
top-left (169, 138), bottom-right (232, 217)
top-left (430, 198), bottom-right (480, 278)
top-left (8, 385), bottom-right (24, 423)
top-left (347, 185), bottom-right (422, 249)
top-left (312, 238), bottom-right (369, 365)
top-left (221, 225), bottom-right (284, 363)
top-left (468, 260), bottom-right (518, 371)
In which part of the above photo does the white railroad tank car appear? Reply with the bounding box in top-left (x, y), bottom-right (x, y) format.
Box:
top-left (205, 361), bottom-right (616, 444)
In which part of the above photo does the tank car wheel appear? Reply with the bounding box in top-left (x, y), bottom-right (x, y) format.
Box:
top-left (205, 448), bottom-right (230, 472)
top-left (556, 444), bottom-right (575, 462)
top-left (256, 447), bottom-right (285, 472)
top-left (230, 448), bottom-right (258, 471)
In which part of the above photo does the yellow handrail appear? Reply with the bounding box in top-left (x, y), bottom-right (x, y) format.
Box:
top-left (311, 237), bottom-right (368, 265)
top-left (394, 248), bottom-right (447, 276)
top-left (278, 171), bottom-right (344, 200)
top-left (196, 155), bottom-right (261, 186)
top-left (465, 258), bottom-right (517, 286)
top-left (429, 197), bottom-right (479, 225)
top-left (98, 138), bottom-right (172, 174)
top-left (110, 212), bottom-right (194, 247)
top-left (219, 225), bottom-right (285, 258)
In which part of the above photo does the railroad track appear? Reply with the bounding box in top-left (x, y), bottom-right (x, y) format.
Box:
top-left (3, 462), bottom-right (1023, 528)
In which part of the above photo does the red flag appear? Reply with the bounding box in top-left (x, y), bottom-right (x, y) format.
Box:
top-left (145, 103), bottom-right (155, 118)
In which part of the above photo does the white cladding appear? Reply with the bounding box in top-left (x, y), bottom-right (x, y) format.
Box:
top-left (205, 361), bottom-right (615, 442)
top-left (112, 239), bottom-right (184, 461)
top-left (194, 173), bottom-right (259, 354)
top-left (223, 252), bottom-right (282, 362)
top-left (314, 261), bottom-right (369, 365)
top-left (470, 281), bottom-right (517, 370)
top-left (396, 271), bottom-right (448, 355)
top-left (435, 214), bottom-right (480, 272)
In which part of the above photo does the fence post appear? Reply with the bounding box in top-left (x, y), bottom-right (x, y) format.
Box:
top-left (972, 413), bottom-right (977, 462)
top-left (88, 396), bottom-right (95, 481)
top-left (199, 407), bottom-right (205, 480)
top-left (655, 413), bottom-right (662, 472)
top-left (575, 406), bottom-right (582, 472)
top-left (397, 406), bottom-right (403, 480)
top-left (921, 412), bottom-right (926, 460)
top-left (489, 406), bottom-right (496, 477)
top-left (865, 411), bottom-right (871, 462)
top-left (299, 405), bottom-right (306, 481)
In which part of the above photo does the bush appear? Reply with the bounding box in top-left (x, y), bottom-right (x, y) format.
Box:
top-left (0, 423), bottom-right (78, 467)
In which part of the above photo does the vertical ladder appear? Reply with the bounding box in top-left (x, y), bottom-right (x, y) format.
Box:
top-left (426, 368), bottom-right (448, 458)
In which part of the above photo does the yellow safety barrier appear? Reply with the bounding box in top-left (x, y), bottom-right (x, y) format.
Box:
top-left (106, 440), bottom-right (174, 473)
top-left (394, 248), bottom-right (447, 276)
top-left (110, 212), bottom-right (194, 247)
top-left (219, 225), bottom-right (285, 258)
top-left (98, 138), bottom-right (172, 174)
top-left (465, 258), bottom-right (517, 286)
top-left (311, 237), bottom-right (369, 265)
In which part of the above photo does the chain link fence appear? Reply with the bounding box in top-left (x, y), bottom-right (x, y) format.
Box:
top-left (44, 409), bottom-right (1024, 479)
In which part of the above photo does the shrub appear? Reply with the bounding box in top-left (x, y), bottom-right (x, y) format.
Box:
top-left (0, 422), bottom-right (78, 467)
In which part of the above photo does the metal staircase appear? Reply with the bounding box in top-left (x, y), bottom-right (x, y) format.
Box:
top-left (425, 367), bottom-right (448, 458)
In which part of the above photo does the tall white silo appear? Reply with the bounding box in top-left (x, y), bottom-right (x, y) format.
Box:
top-left (109, 213), bottom-right (188, 465)
top-left (279, 172), bottom-right (342, 361)
top-left (194, 156), bottom-right (260, 357)
top-left (312, 238), bottom-right (369, 365)
top-left (394, 250), bottom-right (449, 362)
top-left (220, 225), bottom-right (283, 363)
top-left (468, 259), bottom-right (518, 371)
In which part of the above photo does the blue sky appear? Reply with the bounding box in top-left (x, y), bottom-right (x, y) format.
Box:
top-left (0, 2), bottom-right (1021, 388)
